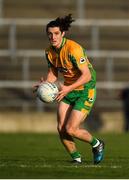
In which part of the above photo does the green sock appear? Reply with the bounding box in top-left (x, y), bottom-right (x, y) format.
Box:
top-left (70, 151), bottom-right (81, 160)
top-left (90, 137), bottom-right (99, 147)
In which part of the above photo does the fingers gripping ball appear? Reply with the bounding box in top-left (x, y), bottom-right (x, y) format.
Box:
top-left (37, 82), bottom-right (59, 103)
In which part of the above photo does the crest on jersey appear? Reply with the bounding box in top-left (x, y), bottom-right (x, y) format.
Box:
top-left (89, 98), bottom-right (94, 102)
top-left (80, 57), bottom-right (86, 64)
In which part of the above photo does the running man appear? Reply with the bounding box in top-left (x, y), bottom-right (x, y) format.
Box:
top-left (34, 14), bottom-right (104, 164)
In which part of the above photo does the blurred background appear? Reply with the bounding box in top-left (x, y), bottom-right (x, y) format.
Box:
top-left (0, 0), bottom-right (129, 133)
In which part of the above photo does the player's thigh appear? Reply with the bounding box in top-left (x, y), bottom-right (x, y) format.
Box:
top-left (66, 109), bottom-right (88, 131)
top-left (57, 101), bottom-right (73, 130)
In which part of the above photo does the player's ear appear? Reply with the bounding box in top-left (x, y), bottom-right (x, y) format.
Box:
top-left (62, 31), bottom-right (65, 37)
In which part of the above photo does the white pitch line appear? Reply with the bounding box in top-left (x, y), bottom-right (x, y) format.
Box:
top-left (0, 163), bottom-right (122, 169)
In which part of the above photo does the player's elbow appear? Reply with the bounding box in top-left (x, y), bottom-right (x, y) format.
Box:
top-left (88, 73), bottom-right (92, 81)
top-left (82, 68), bottom-right (92, 83)
top-left (85, 72), bottom-right (91, 83)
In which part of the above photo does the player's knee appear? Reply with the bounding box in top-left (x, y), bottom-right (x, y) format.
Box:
top-left (57, 124), bottom-right (64, 133)
top-left (57, 125), bottom-right (61, 133)
top-left (66, 126), bottom-right (75, 136)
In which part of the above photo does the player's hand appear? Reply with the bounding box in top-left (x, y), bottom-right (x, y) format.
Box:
top-left (33, 77), bottom-right (44, 93)
top-left (56, 83), bottom-right (72, 102)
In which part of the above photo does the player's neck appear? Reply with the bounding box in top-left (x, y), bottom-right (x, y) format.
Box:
top-left (52, 38), bottom-right (66, 52)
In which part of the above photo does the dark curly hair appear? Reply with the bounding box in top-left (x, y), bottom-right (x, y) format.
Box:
top-left (46, 14), bottom-right (75, 33)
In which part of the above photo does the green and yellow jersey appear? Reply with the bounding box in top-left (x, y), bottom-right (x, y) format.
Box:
top-left (45, 38), bottom-right (96, 90)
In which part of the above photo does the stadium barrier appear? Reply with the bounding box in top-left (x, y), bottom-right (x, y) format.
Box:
top-left (0, 19), bottom-right (129, 111)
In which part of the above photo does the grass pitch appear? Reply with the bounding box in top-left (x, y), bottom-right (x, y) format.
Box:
top-left (0, 133), bottom-right (129, 179)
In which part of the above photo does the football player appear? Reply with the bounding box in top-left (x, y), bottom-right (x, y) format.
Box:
top-left (34, 14), bottom-right (104, 164)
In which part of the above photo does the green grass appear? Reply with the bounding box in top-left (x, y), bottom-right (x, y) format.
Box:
top-left (0, 133), bottom-right (129, 178)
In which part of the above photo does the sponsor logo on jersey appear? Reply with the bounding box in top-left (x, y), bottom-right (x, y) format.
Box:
top-left (80, 57), bottom-right (86, 64)
top-left (89, 98), bottom-right (94, 102)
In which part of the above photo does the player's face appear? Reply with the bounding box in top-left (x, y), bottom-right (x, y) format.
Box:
top-left (47, 27), bottom-right (65, 48)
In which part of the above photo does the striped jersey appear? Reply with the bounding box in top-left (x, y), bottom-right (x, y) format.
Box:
top-left (45, 38), bottom-right (96, 90)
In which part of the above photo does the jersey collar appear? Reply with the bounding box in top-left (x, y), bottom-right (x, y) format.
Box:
top-left (51, 38), bottom-right (66, 53)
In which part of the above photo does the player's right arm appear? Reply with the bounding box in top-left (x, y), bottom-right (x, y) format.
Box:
top-left (46, 67), bottom-right (58, 83)
top-left (33, 49), bottom-right (58, 92)
top-left (45, 49), bottom-right (58, 82)
top-left (33, 67), bottom-right (58, 93)
top-left (33, 62), bottom-right (58, 92)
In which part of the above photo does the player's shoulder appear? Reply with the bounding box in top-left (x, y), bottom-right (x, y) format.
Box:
top-left (66, 39), bottom-right (81, 48)
top-left (66, 39), bottom-right (83, 52)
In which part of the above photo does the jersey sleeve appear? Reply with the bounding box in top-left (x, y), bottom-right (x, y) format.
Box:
top-left (45, 51), bottom-right (58, 77)
top-left (45, 52), bottom-right (53, 68)
top-left (69, 45), bottom-right (88, 69)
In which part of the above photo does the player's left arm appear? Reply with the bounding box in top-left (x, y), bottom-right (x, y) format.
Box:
top-left (68, 62), bottom-right (91, 90)
top-left (69, 46), bottom-right (92, 89)
top-left (56, 45), bottom-right (92, 101)
top-left (56, 62), bottom-right (91, 101)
